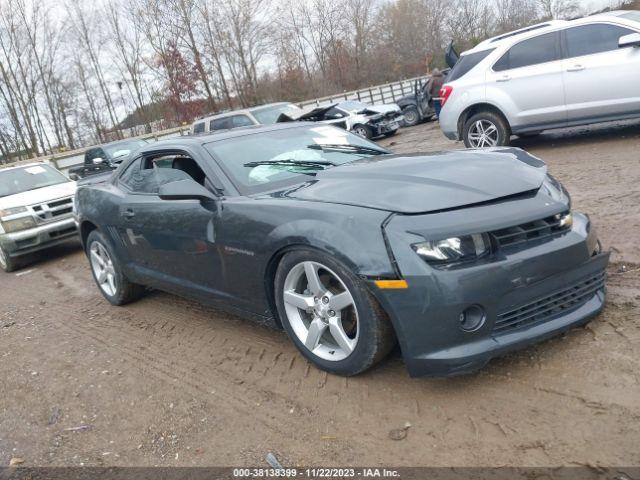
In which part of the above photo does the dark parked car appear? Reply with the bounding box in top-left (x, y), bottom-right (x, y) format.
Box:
top-left (69, 139), bottom-right (147, 180)
top-left (74, 123), bottom-right (609, 377)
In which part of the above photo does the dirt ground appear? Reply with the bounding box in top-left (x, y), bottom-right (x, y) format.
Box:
top-left (1, 120), bottom-right (639, 469)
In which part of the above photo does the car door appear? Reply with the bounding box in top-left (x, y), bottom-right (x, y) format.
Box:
top-left (114, 152), bottom-right (226, 300)
top-left (486, 31), bottom-right (566, 130)
top-left (561, 22), bottom-right (640, 122)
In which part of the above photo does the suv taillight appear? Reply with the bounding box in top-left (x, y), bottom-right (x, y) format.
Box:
top-left (439, 85), bottom-right (453, 106)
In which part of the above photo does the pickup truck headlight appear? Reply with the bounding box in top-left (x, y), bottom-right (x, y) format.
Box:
top-left (0, 207), bottom-right (36, 233)
top-left (412, 233), bottom-right (491, 265)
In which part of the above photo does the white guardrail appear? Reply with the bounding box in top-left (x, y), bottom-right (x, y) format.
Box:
top-left (3, 75), bottom-right (428, 175)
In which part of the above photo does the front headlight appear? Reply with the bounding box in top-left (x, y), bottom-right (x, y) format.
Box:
top-left (412, 233), bottom-right (491, 265)
top-left (1, 216), bottom-right (36, 233)
top-left (1, 207), bottom-right (36, 233)
top-left (0, 206), bottom-right (28, 217)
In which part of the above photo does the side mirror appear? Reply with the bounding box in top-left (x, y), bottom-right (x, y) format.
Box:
top-left (92, 157), bottom-right (104, 165)
top-left (619, 32), bottom-right (640, 48)
top-left (158, 179), bottom-right (217, 202)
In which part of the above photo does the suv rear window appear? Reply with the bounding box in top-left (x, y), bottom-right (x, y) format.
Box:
top-left (564, 23), bottom-right (635, 58)
top-left (494, 31), bottom-right (560, 71)
top-left (447, 49), bottom-right (494, 81)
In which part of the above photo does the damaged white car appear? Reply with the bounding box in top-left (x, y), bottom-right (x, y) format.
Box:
top-left (279, 101), bottom-right (404, 139)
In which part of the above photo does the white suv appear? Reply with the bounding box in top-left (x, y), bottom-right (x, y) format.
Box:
top-left (439, 11), bottom-right (640, 148)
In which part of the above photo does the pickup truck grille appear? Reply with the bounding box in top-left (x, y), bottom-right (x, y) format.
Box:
top-left (493, 271), bottom-right (606, 334)
top-left (32, 196), bottom-right (74, 222)
top-left (490, 213), bottom-right (571, 249)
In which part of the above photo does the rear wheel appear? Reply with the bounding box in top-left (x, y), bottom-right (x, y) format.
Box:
top-left (275, 249), bottom-right (395, 376)
top-left (402, 106), bottom-right (420, 127)
top-left (86, 230), bottom-right (145, 305)
top-left (0, 245), bottom-right (18, 273)
top-left (463, 111), bottom-right (510, 148)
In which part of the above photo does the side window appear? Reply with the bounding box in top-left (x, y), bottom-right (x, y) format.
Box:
top-left (494, 32), bottom-right (560, 71)
top-left (86, 148), bottom-right (106, 163)
top-left (210, 117), bottom-right (232, 131)
top-left (210, 115), bottom-right (254, 130)
top-left (230, 115), bottom-right (255, 128)
top-left (564, 24), bottom-right (635, 58)
top-left (119, 153), bottom-right (208, 194)
top-left (325, 107), bottom-right (347, 119)
top-left (119, 157), bottom-right (142, 189)
top-left (193, 122), bottom-right (205, 134)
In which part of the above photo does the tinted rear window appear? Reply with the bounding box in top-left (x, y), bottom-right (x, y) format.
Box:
top-left (193, 122), bottom-right (205, 134)
top-left (494, 32), bottom-right (560, 71)
top-left (447, 49), bottom-right (494, 81)
top-left (564, 23), bottom-right (634, 58)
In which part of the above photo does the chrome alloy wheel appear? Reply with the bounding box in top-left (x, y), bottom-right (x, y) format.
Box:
top-left (468, 119), bottom-right (499, 148)
top-left (0, 246), bottom-right (7, 269)
top-left (89, 241), bottom-right (117, 296)
top-left (283, 261), bottom-right (359, 361)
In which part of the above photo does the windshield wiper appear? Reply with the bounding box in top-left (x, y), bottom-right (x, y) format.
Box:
top-left (243, 159), bottom-right (337, 170)
top-left (308, 144), bottom-right (388, 155)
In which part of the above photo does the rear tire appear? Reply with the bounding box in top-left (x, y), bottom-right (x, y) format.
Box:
top-left (86, 230), bottom-right (145, 306)
top-left (402, 106), bottom-right (420, 127)
top-left (463, 111), bottom-right (511, 148)
top-left (0, 245), bottom-right (18, 273)
top-left (274, 249), bottom-right (395, 376)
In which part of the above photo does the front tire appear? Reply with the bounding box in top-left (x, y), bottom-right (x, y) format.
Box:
top-left (0, 245), bottom-right (18, 273)
top-left (352, 124), bottom-right (372, 139)
top-left (402, 106), bottom-right (420, 127)
top-left (274, 249), bottom-right (395, 376)
top-left (86, 230), bottom-right (144, 306)
top-left (463, 111), bottom-right (511, 148)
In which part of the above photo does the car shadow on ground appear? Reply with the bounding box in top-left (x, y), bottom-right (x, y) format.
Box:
top-left (511, 118), bottom-right (640, 150)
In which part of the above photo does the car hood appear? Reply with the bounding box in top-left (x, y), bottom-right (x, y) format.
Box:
top-left (278, 148), bottom-right (547, 214)
top-left (0, 181), bottom-right (76, 210)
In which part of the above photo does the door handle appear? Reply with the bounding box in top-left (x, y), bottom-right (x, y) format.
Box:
top-left (567, 64), bottom-right (585, 72)
top-left (496, 75), bottom-right (511, 82)
top-left (122, 209), bottom-right (135, 219)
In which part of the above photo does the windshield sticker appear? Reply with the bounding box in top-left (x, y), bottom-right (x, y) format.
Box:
top-left (24, 166), bottom-right (47, 175)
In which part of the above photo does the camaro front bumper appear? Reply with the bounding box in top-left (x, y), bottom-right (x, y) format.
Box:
top-left (0, 216), bottom-right (78, 258)
top-left (374, 206), bottom-right (609, 377)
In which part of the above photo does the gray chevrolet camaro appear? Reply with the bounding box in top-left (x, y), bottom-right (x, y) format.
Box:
top-left (74, 123), bottom-right (609, 377)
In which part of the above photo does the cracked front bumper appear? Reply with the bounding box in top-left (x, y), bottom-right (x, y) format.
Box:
top-left (373, 204), bottom-right (609, 377)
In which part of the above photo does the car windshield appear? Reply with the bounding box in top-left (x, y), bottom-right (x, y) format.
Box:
top-left (103, 139), bottom-right (147, 162)
top-left (0, 164), bottom-right (69, 198)
top-left (250, 104), bottom-right (303, 124)
top-left (205, 125), bottom-right (389, 194)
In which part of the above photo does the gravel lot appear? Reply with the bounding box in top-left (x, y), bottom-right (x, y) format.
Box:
top-left (1, 121), bottom-right (639, 468)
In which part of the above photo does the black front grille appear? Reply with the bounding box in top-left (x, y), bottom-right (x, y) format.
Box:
top-left (490, 213), bottom-right (570, 249)
top-left (493, 271), bottom-right (605, 334)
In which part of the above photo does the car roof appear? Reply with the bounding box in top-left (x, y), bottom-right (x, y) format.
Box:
top-left (193, 102), bottom-right (294, 123)
top-left (463, 10), bottom-right (637, 56)
top-left (144, 122), bottom-right (317, 151)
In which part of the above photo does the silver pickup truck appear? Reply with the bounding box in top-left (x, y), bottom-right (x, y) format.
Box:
top-left (0, 163), bottom-right (77, 272)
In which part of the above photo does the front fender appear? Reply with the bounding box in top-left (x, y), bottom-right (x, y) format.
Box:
top-left (265, 218), bottom-right (394, 277)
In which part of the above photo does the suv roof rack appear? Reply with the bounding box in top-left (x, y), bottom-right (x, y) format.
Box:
top-left (490, 23), bottom-right (552, 43)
